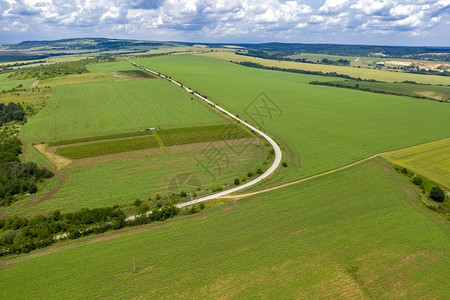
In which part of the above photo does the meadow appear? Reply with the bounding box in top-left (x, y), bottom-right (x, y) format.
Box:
top-left (199, 51), bottom-right (450, 85)
top-left (383, 138), bottom-right (450, 189)
top-left (134, 55), bottom-right (450, 186)
top-left (1, 158), bottom-right (448, 298)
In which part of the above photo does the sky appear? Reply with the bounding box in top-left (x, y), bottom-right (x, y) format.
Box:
top-left (0, 0), bottom-right (449, 46)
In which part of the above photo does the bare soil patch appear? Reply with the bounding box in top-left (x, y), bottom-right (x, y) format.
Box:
top-left (34, 144), bottom-right (72, 169)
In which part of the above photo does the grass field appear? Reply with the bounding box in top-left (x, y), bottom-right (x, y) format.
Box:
top-left (383, 138), bottom-right (450, 189)
top-left (0, 77), bottom-right (36, 91)
top-left (86, 60), bottom-right (138, 73)
top-left (199, 51), bottom-right (450, 85)
top-left (134, 55), bottom-right (450, 186)
top-left (1, 158), bottom-right (448, 298)
top-left (2, 142), bottom-right (266, 217)
top-left (55, 135), bottom-right (160, 159)
top-left (20, 76), bottom-right (226, 142)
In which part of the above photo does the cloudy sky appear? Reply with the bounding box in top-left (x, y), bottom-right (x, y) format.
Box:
top-left (0, 0), bottom-right (449, 46)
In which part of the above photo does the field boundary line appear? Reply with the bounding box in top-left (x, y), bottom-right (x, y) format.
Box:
top-left (152, 131), bottom-right (168, 154)
top-left (127, 58), bottom-right (282, 208)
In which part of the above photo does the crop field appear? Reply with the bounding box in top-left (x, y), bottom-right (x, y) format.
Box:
top-left (383, 138), bottom-right (450, 189)
top-left (20, 76), bottom-right (226, 142)
top-left (48, 130), bottom-right (154, 146)
top-left (1, 158), bottom-right (448, 298)
top-left (312, 80), bottom-right (450, 101)
top-left (134, 55), bottom-right (450, 185)
top-left (198, 51), bottom-right (450, 85)
top-left (157, 124), bottom-right (251, 146)
top-left (55, 135), bottom-right (160, 159)
top-left (2, 141), bottom-right (266, 217)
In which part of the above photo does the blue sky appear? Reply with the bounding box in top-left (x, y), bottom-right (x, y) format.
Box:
top-left (0, 0), bottom-right (449, 46)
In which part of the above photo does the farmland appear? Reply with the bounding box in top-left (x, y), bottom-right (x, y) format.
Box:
top-left (20, 70), bottom-right (226, 142)
top-left (310, 80), bottom-right (450, 101)
top-left (383, 138), bottom-right (450, 189)
top-left (134, 54), bottom-right (450, 186)
top-left (55, 135), bottom-right (160, 159)
top-left (198, 51), bottom-right (450, 85)
top-left (0, 59), bottom-right (268, 217)
top-left (3, 141), bottom-right (266, 217)
top-left (1, 158), bottom-right (449, 298)
top-left (0, 39), bottom-right (449, 299)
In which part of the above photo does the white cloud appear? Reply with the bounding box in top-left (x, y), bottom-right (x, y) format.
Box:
top-left (0, 0), bottom-right (448, 45)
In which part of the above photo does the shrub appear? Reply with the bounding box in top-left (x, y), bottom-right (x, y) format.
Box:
top-left (412, 176), bottom-right (423, 185)
top-left (282, 162), bottom-right (288, 167)
top-left (155, 193), bottom-right (162, 200)
top-left (429, 186), bottom-right (445, 202)
top-left (133, 199), bottom-right (142, 207)
top-left (180, 191), bottom-right (187, 198)
top-left (247, 172), bottom-right (253, 177)
top-left (137, 203), bottom-right (150, 214)
top-left (234, 178), bottom-right (240, 185)
top-left (256, 168), bottom-right (263, 174)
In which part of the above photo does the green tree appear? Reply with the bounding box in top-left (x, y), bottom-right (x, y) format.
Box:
top-left (429, 186), bottom-right (445, 202)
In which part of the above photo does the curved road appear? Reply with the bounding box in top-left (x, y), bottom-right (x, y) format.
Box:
top-left (127, 58), bottom-right (282, 208)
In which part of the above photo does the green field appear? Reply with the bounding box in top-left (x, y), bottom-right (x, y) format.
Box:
top-left (383, 138), bottom-right (450, 189)
top-left (312, 80), bottom-right (450, 101)
top-left (3, 142), bottom-right (266, 217)
top-left (55, 135), bottom-right (160, 159)
top-left (134, 55), bottom-right (450, 186)
top-left (158, 124), bottom-right (251, 146)
top-left (86, 60), bottom-right (138, 73)
top-left (0, 77), bottom-right (35, 91)
top-left (1, 158), bottom-right (448, 298)
top-left (20, 76), bottom-right (226, 142)
top-left (48, 130), bottom-right (154, 146)
top-left (200, 51), bottom-right (450, 85)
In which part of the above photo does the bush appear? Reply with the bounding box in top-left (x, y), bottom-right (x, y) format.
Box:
top-left (412, 176), bottom-right (423, 185)
top-left (282, 162), bottom-right (288, 167)
top-left (234, 178), bottom-right (240, 185)
top-left (247, 172), bottom-right (253, 177)
top-left (429, 186), bottom-right (445, 202)
top-left (256, 168), bottom-right (263, 174)
top-left (133, 199), bottom-right (142, 207)
top-left (137, 203), bottom-right (150, 214)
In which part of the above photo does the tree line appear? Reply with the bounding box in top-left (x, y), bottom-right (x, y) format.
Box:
top-left (0, 102), bottom-right (25, 125)
top-left (236, 61), bottom-right (368, 81)
top-left (0, 204), bottom-right (179, 256)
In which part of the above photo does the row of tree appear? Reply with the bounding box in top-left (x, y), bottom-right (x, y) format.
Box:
top-left (0, 204), bottom-right (179, 256)
top-left (0, 127), bottom-right (53, 207)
